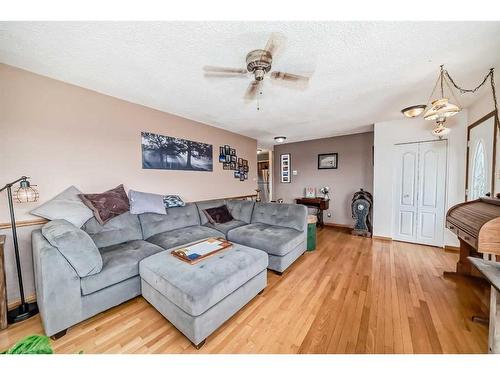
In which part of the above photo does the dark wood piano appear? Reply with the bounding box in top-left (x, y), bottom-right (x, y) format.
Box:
top-left (445, 197), bottom-right (500, 278)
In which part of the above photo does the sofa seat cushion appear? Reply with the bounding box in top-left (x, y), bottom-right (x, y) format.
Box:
top-left (227, 223), bottom-right (304, 256)
top-left (146, 225), bottom-right (224, 251)
top-left (204, 220), bottom-right (247, 235)
top-left (80, 240), bottom-right (164, 295)
top-left (139, 243), bottom-right (268, 316)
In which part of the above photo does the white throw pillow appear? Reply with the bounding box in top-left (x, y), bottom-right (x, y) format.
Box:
top-left (129, 189), bottom-right (166, 215)
top-left (31, 186), bottom-right (94, 228)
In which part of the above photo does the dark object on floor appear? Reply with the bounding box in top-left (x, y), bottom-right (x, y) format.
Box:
top-left (351, 189), bottom-right (373, 237)
top-left (193, 339), bottom-right (206, 350)
top-left (50, 329), bottom-right (68, 340)
top-left (1, 335), bottom-right (53, 354)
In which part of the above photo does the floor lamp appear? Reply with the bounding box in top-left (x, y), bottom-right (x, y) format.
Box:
top-left (0, 176), bottom-right (39, 323)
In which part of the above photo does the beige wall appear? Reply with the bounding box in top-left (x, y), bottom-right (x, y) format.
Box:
top-left (273, 132), bottom-right (374, 226)
top-left (0, 63), bottom-right (257, 303)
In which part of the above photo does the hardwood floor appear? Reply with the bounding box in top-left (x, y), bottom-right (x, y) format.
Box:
top-left (0, 227), bottom-right (490, 353)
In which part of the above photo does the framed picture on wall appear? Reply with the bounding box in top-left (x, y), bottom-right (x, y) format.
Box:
top-left (318, 153), bottom-right (338, 169)
top-left (280, 153), bottom-right (291, 183)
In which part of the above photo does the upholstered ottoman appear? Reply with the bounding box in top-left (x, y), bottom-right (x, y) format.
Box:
top-left (139, 241), bottom-right (268, 348)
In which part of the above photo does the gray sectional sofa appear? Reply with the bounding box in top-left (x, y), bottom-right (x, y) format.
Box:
top-left (32, 199), bottom-right (307, 346)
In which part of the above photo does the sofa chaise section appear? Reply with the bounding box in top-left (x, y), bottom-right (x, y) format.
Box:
top-left (227, 202), bottom-right (308, 273)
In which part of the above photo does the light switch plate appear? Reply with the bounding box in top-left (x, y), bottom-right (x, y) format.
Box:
top-left (292, 170), bottom-right (298, 175)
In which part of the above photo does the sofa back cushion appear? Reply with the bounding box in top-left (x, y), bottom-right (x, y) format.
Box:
top-left (42, 219), bottom-right (103, 277)
top-left (82, 212), bottom-right (143, 248)
top-left (251, 202), bottom-right (307, 232)
top-left (139, 203), bottom-right (200, 239)
top-left (226, 200), bottom-right (255, 223)
top-left (195, 199), bottom-right (226, 225)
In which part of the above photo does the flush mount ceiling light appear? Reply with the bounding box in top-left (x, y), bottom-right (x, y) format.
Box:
top-left (274, 136), bottom-right (287, 143)
top-left (257, 149), bottom-right (263, 154)
top-left (401, 104), bottom-right (426, 118)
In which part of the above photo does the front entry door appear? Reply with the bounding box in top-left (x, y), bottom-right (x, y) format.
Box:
top-left (393, 140), bottom-right (447, 247)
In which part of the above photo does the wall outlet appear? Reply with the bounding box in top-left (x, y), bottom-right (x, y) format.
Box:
top-left (326, 212), bottom-right (331, 218)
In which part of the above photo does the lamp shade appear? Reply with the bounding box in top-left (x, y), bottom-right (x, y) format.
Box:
top-left (423, 98), bottom-right (460, 121)
top-left (431, 123), bottom-right (451, 138)
top-left (14, 179), bottom-right (39, 203)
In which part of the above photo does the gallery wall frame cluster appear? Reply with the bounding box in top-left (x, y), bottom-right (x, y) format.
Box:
top-left (219, 145), bottom-right (249, 181)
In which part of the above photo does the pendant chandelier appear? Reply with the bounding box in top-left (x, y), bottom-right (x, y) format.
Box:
top-left (401, 65), bottom-right (499, 138)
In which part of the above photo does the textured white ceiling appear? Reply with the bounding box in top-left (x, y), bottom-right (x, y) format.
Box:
top-left (1, 21), bottom-right (499, 148)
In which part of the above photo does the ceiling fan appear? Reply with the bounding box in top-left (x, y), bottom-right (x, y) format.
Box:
top-left (203, 33), bottom-right (310, 100)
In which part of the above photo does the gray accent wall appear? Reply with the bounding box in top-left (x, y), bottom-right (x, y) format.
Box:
top-left (273, 132), bottom-right (374, 226)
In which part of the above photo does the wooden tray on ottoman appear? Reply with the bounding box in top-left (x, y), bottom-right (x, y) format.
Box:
top-left (171, 237), bottom-right (233, 265)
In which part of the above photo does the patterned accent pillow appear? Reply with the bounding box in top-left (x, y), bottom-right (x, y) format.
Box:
top-left (78, 184), bottom-right (130, 225)
top-left (204, 205), bottom-right (233, 224)
top-left (163, 195), bottom-right (185, 208)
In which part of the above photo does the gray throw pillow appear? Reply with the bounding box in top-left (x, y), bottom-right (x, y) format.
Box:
top-left (129, 190), bottom-right (166, 215)
top-left (31, 186), bottom-right (94, 228)
top-left (163, 195), bottom-right (185, 208)
top-left (42, 219), bottom-right (103, 277)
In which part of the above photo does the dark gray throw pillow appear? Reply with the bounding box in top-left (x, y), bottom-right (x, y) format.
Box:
top-left (204, 205), bottom-right (234, 224)
top-left (42, 219), bottom-right (103, 277)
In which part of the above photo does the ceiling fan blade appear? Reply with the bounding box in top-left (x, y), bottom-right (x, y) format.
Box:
top-left (244, 81), bottom-right (262, 100)
top-left (203, 66), bottom-right (247, 75)
top-left (264, 32), bottom-right (285, 56)
top-left (270, 71), bottom-right (310, 83)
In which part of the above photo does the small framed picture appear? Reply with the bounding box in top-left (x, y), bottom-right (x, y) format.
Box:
top-left (231, 155), bottom-right (237, 162)
top-left (224, 145), bottom-right (231, 155)
top-left (225, 155), bottom-right (231, 163)
top-left (234, 171), bottom-right (240, 178)
top-left (223, 163), bottom-right (230, 170)
top-left (318, 153), bottom-right (338, 169)
top-left (280, 154), bottom-right (291, 183)
top-left (230, 162), bottom-right (236, 170)
top-left (240, 174), bottom-right (245, 181)
top-left (238, 157), bottom-right (243, 165)
top-left (242, 159), bottom-right (248, 167)
top-left (244, 173), bottom-right (248, 180)
top-left (219, 153), bottom-right (227, 163)
top-left (230, 148), bottom-right (236, 156)
top-left (243, 165), bottom-right (249, 172)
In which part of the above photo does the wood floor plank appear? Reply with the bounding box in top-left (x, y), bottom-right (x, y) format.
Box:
top-left (0, 227), bottom-right (489, 353)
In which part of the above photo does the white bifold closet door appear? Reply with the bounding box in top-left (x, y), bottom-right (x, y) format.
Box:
top-left (393, 140), bottom-right (447, 247)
